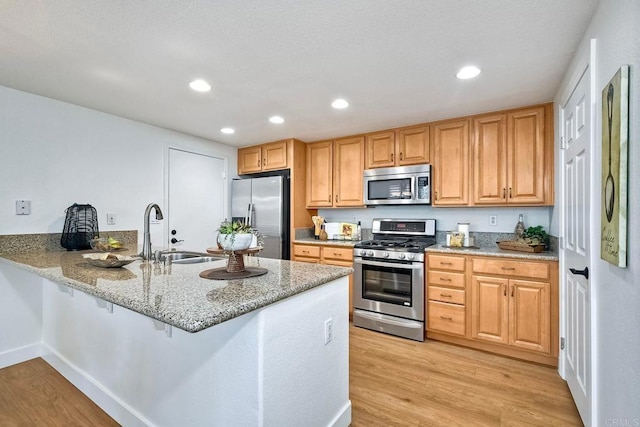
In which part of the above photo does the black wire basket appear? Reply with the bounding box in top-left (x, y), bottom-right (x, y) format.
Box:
top-left (60, 203), bottom-right (99, 250)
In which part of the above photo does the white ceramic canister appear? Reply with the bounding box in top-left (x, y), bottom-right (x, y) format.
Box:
top-left (457, 222), bottom-right (470, 247)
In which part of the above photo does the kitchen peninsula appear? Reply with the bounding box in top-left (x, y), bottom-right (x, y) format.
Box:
top-left (0, 248), bottom-right (352, 427)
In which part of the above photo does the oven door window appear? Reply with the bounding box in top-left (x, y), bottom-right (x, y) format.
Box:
top-left (367, 178), bottom-right (412, 200)
top-left (362, 263), bottom-right (413, 306)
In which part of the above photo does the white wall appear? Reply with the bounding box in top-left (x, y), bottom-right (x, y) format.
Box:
top-left (553, 0), bottom-right (640, 424)
top-left (320, 205), bottom-right (552, 234)
top-left (0, 85), bottom-right (237, 246)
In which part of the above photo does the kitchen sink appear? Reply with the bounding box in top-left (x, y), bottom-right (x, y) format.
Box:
top-left (158, 251), bottom-right (224, 264)
top-left (172, 256), bottom-right (224, 264)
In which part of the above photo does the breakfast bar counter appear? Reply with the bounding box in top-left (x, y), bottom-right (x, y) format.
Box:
top-left (0, 249), bottom-right (352, 427)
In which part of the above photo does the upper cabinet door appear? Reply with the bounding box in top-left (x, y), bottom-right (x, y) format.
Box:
top-left (507, 106), bottom-right (546, 204)
top-left (334, 136), bottom-right (365, 207)
top-left (262, 140), bottom-right (288, 171)
top-left (306, 140), bottom-right (334, 207)
top-left (237, 146), bottom-right (263, 175)
top-left (397, 125), bottom-right (429, 166)
top-left (473, 115), bottom-right (508, 204)
top-left (365, 131), bottom-right (395, 169)
top-left (432, 119), bottom-right (470, 205)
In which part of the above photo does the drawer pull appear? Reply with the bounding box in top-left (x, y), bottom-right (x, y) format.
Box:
top-left (302, 250), bottom-right (309, 254)
top-left (440, 262), bottom-right (452, 266)
top-left (440, 315), bottom-right (453, 321)
top-left (439, 277), bottom-right (452, 282)
top-left (501, 267), bottom-right (516, 271)
top-left (333, 252), bottom-right (342, 256)
top-left (440, 293), bottom-right (452, 298)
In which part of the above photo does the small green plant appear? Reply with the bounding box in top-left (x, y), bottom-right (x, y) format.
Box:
top-left (217, 220), bottom-right (253, 234)
top-left (523, 226), bottom-right (548, 246)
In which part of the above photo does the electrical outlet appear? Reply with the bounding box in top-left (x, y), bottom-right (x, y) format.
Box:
top-left (106, 213), bottom-right (116, 225)
top-left (324, 318), bottom-right (333, 345)
top-left (489, 215), bottom-right (497, 226)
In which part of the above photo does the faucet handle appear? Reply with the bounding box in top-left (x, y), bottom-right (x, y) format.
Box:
top-left (153, 250), bottom-right (163, 263)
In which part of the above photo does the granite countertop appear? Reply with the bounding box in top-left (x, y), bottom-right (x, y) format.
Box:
top-left (0, 249), bottom-right (353, 333)
top-left (426, 244), bottom-right (559, 261)
top-left (293, 238), bottom-right (360, 247)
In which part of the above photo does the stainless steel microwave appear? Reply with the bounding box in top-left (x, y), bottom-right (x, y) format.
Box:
top-left (363, 164), bottom-right (431, 205)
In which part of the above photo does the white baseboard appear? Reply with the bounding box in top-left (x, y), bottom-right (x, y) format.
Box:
top-left (41, 343), bottom-right (153, 427)
top-left (329, 400), bottom-right (353, 427)
top-left (0, 343), bottom-right (41, 369)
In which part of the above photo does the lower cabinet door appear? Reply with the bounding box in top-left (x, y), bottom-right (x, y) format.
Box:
top-left (509, 279), bottom-right (550, 353)
top-left (471, 275), bottom-right (509, 345)
top-left (427, 301), bottom-right (465, 336)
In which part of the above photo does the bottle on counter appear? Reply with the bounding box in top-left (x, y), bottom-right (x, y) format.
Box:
top-left (356, 221), bottom-right (362, 240)
top-left (514, 214), bottom-right (525, 240)
top-left (319, 224), bottom-right (328, 241)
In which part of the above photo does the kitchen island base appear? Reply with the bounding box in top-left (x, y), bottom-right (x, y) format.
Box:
top-left (0, 262), bottom-right (351, 427)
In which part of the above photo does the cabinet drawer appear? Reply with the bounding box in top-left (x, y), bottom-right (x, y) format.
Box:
top-left (293, 245), bottom-right (321, 259)
top-left (427, 301), bottom-right (466, 336)
top-left (428, 286), bottom-right (465, 305)
top-left (427, 270), bottom-right (465, 289)
top-left (322, 247), bottom-right (353, 262)
top-left (472, 258), bottom-right (549, 280)
top-left (428, 254), bottom-right (465, 272)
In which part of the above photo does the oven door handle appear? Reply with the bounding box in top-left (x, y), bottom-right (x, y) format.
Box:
top-left (354, 258), bottom-right (422, 270)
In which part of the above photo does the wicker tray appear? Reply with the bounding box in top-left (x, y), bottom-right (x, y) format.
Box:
top-left (497, 240), bottom-right (545, 253)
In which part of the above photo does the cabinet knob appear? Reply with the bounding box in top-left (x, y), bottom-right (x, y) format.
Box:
top-left (509, 187), bottom-right (512, 198)
top-left (502, 188), bottom-right (506, 198)
top-left (503, 284), bottom-right (506, 296)
top-left (400, 152), bottom-right (403, 161)
top-left (391, 152), bottom-right (394, 162)
top-left (335, 195), bottom-right (338, 203)
top-left (435, 191), bottom-right (438, 200)
top-left (328, 195), bottom-right (331, 202)
top-left (257, 159), bottom-right (261, 167)
top-left (263, 159), bottom-right (266, 166)
top-left (511, 286), bottom-right (514, 297)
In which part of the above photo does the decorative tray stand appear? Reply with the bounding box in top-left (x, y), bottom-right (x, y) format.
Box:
top-left (200, 247), bottom-right (267, 280)
top-left (497, 240), bottom-right (546, 253)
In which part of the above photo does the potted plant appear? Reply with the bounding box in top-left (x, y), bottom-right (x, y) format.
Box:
top-left (216, 220), bottom-right (260, 251)
top-left (523, 225), bottom-right (548, 247)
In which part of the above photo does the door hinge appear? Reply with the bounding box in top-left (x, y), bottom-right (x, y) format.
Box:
top-left (561, 337), bottom-right (565, 350)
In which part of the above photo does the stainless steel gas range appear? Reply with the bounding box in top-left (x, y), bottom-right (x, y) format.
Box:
top-left (352, 218), bottom-right (436, 341)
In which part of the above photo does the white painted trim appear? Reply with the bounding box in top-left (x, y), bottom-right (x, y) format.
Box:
top-left (328, 401), bottom-right (353, 427)
top-left (0, 343), bottom-right (42, 369)
top-left (42, 343), bottom-right (153, 427)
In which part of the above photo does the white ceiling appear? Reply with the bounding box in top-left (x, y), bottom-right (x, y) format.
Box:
top-left (0, 0), bottom-right (599, 147)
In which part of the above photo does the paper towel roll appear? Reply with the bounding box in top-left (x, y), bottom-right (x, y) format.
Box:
top-left (457, 222), bottom-right (470, 246)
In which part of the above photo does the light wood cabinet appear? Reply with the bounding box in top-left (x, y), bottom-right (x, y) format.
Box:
top-left (365, 125), bottom-right (429, 169)
top-left (292, 243), bottom-right (354, 316)
top-left (472, 105), bottom-right (552, 205)
top-left (426, 252), bottom-right (559, 366)
top-left (306, 136), bottom-right (364, 208)
top-left (426, 254), bottom-right (467, 337)
top-left (237, 140), bottom-right (288, 175)
top-left (432, 119), bottom-right (470, 205)
top-left (471, 257), bottom-right (551, 355)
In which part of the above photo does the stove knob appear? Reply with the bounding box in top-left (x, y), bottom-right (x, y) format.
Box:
top-left (407, 253), bottom-right (415, 260)
top-left (398, 253), bottom-right (406, 260)
top-left (367, 250), bottom-right (374, 257)
top-left (360, 249), bottom-right (367, 256)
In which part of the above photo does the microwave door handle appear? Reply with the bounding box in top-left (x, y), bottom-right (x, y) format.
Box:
top-left (411, 176), bottom-right (417, 200)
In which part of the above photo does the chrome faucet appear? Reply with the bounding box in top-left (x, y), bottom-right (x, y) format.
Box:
top-left (141, 203), bottom-right (164, 260)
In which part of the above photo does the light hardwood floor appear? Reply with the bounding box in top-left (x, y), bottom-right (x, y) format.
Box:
top-left (350, 324), bottom-right (582, 426)
top-left (0, 326), bottom-right (582, 426)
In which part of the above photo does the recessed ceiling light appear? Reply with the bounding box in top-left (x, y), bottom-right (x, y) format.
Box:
top-left (189, 79), bottom-right (212, 92)
top-left (456, 66), bottom-right (481, 80)
top-left (220, 128), bottom-right (235, 134)
top-left (331, 99), bottom-right (349, 109)
top-left (269, 116), bottom-right (285, 124)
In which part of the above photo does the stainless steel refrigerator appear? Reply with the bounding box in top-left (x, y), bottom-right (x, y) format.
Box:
top-left (231, 172), bottom-right (290, 259)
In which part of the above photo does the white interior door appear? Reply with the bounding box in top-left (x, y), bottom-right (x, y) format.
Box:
top-left (561, 65), bottom-right (592, 426)
top-left (168, 148), bottom-right (226, 252)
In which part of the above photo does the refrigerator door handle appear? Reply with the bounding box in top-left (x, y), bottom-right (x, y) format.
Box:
top-left (245, 204), bottom-right (251, 226)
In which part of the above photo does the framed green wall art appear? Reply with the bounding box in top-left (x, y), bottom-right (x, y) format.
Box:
top-left (601, 65), bottom-right (629, 267)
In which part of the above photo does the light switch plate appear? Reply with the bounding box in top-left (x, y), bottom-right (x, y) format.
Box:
top-left (16, 200), bottom-right (31, 215)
